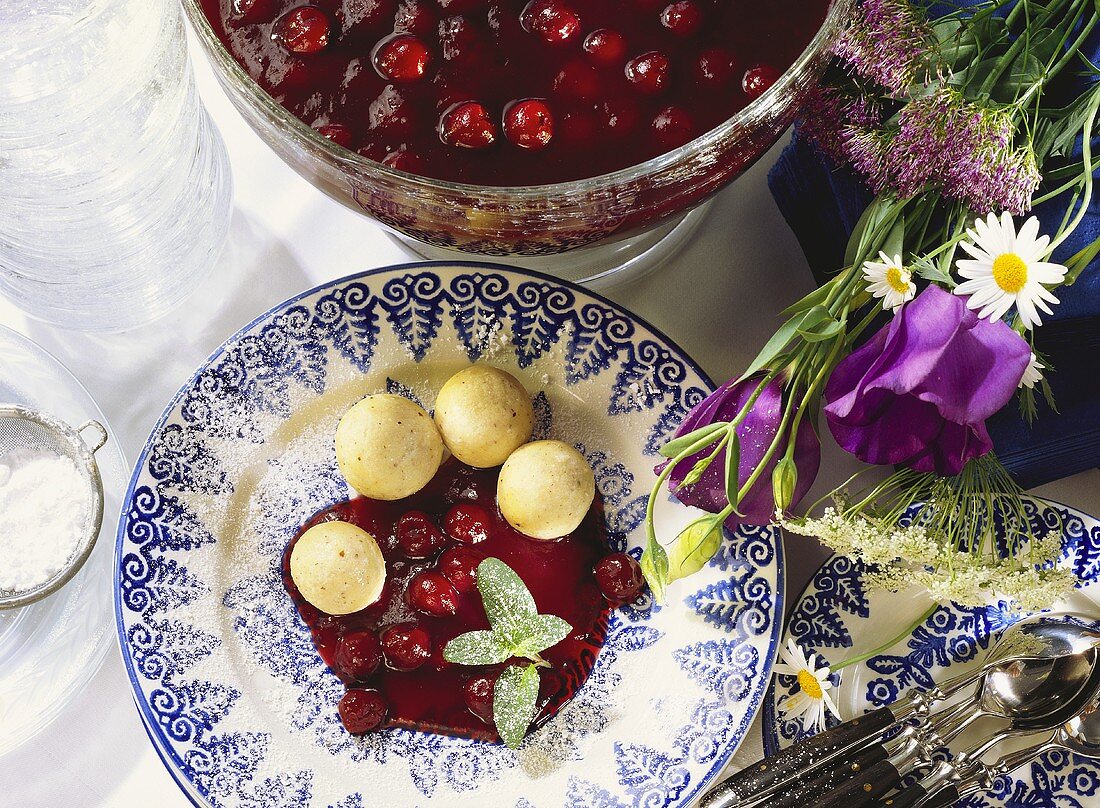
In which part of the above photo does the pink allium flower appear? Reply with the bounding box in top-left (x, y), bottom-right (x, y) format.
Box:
top-left (844, 125), bottom-right (892, 194)
top-left (833, 0), bottom-right (931, 95)
top-left (952, 145), bottom-right (1042, 216)
top-left (881, 88), bottom-right (982, 197)
top-left (844, 87), bottom-right (1040, 214)
top-left (799, 86), bottom-right (882, 166)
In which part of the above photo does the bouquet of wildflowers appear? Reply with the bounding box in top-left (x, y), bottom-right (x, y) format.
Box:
top-left (642, 0), bottom-right (1100, 627)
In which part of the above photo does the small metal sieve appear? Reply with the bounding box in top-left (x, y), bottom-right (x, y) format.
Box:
top-left (0, 404), bottom-right (108, 610)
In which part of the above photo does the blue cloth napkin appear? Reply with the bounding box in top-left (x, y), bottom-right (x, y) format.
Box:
top-left (767, 2), bottom-right (1100, 488)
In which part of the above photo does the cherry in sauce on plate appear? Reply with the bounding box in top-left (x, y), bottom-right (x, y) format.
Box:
top-left (283, 458), bottom-right (641, 741)
top-left (199, 0), bottom-right (828, 185)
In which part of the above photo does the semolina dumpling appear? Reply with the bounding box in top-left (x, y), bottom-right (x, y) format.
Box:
top-left (335, 394), bottom-right (444, 500)
top-left (434, 365), bottom-right (535, 468)
top-left (290, 521), bottom-right (387, 615)
top-left (497, 440), bottom-right (595, 540)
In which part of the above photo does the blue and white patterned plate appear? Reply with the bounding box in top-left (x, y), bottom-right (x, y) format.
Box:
top-left (115, 263), bottom-right (785, 808)
top-left (763, 501), bottom-right (1100, 807)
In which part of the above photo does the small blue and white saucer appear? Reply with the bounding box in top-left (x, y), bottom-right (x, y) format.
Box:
top-left (763, 501), bottom-right (1100, 807)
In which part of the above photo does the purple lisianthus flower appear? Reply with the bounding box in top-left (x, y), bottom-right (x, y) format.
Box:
top-left (665, 376), bottom-right (821, 524)
top-left (824, 285), bottom-right (1031, 476)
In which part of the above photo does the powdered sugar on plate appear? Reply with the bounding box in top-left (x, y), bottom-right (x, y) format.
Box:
top-left (117, 267), bottom-right (781, 808)
top-left (0, 448), bottom-right (91, 592)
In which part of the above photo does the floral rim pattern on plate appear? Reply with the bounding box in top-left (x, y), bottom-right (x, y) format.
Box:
top-left (115, 263), bottom-right (786, 808)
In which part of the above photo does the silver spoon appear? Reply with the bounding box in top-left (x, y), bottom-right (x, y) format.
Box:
top-left (904, 685), bottom-right (1100, 808)
top-left (804, 643), bottom-right (1100, 808)
top-left (700, 615), bottom-right (1100, 808)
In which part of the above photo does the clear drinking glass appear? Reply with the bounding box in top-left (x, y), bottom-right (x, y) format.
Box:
top-left (0, 0), bottom-right (232, 332)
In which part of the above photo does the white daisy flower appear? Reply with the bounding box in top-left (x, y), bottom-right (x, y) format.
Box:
top-left (954, 213), bottom-right (1066, 330)
top-left (774, 639), bottom-right (840, 732)
top-left (1020, 352), bottom-right (1045, 389)
top-left (863, 251), bottom-right (916, 311)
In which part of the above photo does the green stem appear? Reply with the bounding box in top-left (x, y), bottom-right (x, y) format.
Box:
top-left (978, 0), bottom-right (1077, 97)
top-left (1045, 2), bottom-right (1097, 80)
top-left (833, 604), bottom-right (939, 671)
top-left (1047, 90), bottom-right (1100, 254)
top-left (734, 393), bottom-right (798, 504)
top-left (644, 430), bottom-right (727, 546)
top-left (1031, 153), bottom-right (1100, 206)
top-left (684, 432), bottom-right (730, 485)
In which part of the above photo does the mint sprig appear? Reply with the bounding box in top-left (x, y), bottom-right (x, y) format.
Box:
top-left (442, 557), bottom-right (572, 747)
top-left (493, 664), bottom-right (541, 749)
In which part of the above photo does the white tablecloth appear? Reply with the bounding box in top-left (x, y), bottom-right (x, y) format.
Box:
top-left (1, 38), bottom-right (1098, 808)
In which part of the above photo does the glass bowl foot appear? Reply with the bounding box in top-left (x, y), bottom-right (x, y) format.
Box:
top-left (388, 199), bottom-right (715, 289)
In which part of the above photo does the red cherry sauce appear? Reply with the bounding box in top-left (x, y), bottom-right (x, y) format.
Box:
top-left (198, 0), bottom-right (829, 185)
top-left (282, 458), bottom-right (611, 741)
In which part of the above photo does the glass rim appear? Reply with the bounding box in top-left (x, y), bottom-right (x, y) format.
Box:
top-left (182, 0), bottom-right (852, 198)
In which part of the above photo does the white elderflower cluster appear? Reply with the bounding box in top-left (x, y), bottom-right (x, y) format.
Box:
top-left (779, 508), bottom-right (1075, 610)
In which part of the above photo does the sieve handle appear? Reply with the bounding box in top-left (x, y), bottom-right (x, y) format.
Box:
top-left (77, 420), bottom-right (109, 453)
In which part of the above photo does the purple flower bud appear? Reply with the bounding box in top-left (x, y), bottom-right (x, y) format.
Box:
top-left (824, 285), bottom-right (1031, 476)
top-left (663, 376), bottom-right (821, 526)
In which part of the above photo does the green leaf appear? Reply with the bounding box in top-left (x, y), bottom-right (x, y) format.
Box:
top-left (510, 614), bottom-right (572, 660)
top-left (477, 558), bottom-right (538, 631)
top-left (845, 197), bottom-right (895, 268)
top-left (930, 17), bottom-right (963, 41)
top-left (794, 305), bottom-right (832, 333)
top-left (991, 54), bottom-right (1043, 103)
top-left (658, 422), bottom-right (726, 459)
top-left (779, 282), bottom-right (833, 318)
top-left (881, 212), bottom-right (905, 261)
top-left (1025, 28), bottom-right (1060, 69)
top-left (738, 312), bottom-right (801, 382)
top-left (449, 558), bottom-right (573, 668)
top-left (1064, 234), bottom-right (1100, 285)
top-left (1046, 85), bottom-right (1100, 159)
top-left (938, 38), bottom-right (980, 70)
top-left (493, 664), bottom-right (541, 749)
top-left (443, 630), bottom-right (514, 666)
top-left (913, 256), bottom-right (956, 287)
top-left (640, 538), bottom-right (670, 603)
top-left (797, 317), bottom-right (845, 343)
top-left (739, 303), bottom-right (843, 382)
top-left (724, 427), bottom-right (741, 510)
top-left (665, 517), bottom-right (723, 583)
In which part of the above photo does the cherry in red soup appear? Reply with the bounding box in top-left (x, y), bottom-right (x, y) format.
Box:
top-left (283, 459), bottom-right (620, 741)
top-left (200, 0), bottom-right (828, 185)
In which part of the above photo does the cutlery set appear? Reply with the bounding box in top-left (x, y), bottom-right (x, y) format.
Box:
top-left (701, 616), bottom-right (1100, 808)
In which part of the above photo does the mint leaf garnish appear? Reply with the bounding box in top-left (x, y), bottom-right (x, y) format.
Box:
top-left (494, 664), bottom-right (541, 749)
top-left (442, 630), bottom-right (513, 666)
top-left (441, 557), bottom-right (573, 747)
top-left (509, 614), bottom-right (571, 661)
top-left (477, 557), bottom-right (538, 631)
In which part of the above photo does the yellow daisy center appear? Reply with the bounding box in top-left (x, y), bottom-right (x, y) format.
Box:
top-left (885, 266), bottom-right (910, 294)
top-left (797, 669), bottom-right (823, 699)
top-left (992, 253), bottom-right (1028, 294)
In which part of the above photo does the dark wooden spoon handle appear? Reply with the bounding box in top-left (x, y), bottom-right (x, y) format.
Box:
top-left (917, 786), bottom-right (961, 808)
top-left (767, 743), bottom-right (891, 808)
top-left (699, 707), bottom-right (897, 806)
top-left (873, 783), bottom-right (930, 808)
top-left (809, 758), bottom-right (905, 808)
